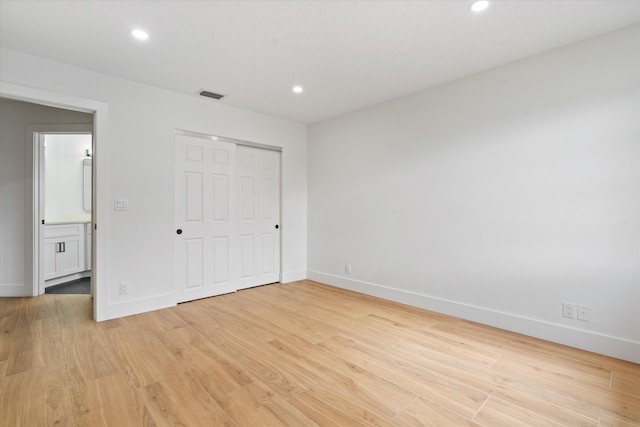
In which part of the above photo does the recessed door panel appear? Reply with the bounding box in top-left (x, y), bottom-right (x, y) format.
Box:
top-left (212, 237), bottom-right (229, 284)
top-left (261, 233), bottom-right (274, 275)
top-left (213, 174), bottom-right (228, 221)
top-left (185, 238), bottom-right (203, 289)
top-left (186, 145), bottom-right (203, 163)
top-left (186, 173), bottom-right (204, 222)
top-left (240, 177), bottom-right (254, 220)
top-left (240, 234), bottom-right (254, 278)
top-left (262, 178), bottom-right (274, 219)
top-left (213, 149), bottom-right (228, 166)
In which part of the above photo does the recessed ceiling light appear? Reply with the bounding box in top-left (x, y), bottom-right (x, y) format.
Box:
top-left (292, 86), bottom-right (304, 94)
top-left (469, 0), bottom-right (489, 12)
top-left (131, 29), bottom-right (149, 40)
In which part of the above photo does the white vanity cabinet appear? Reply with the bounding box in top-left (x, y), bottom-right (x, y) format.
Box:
top-left (44, 223), bottom-right (86, 281)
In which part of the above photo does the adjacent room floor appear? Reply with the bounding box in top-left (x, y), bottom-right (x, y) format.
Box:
top-left (44, 277), bottom-right (91, 295)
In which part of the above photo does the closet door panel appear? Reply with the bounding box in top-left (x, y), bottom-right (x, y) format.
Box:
top-left (175, 134), bottom-right (237, 302)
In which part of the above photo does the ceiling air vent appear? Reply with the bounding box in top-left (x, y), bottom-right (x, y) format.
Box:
top-left (198, 90), bottom-right (225, 100)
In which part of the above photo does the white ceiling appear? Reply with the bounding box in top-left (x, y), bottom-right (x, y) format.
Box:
top-left (1, 1), bottom-right (639, 124)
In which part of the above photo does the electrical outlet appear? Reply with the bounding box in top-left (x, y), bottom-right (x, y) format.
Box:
top-left (563, 302), bottom-right (576, 319)
top-left (345, 264), bottom-right (352, 274)
top-left (577, 305), bottom-right (590, 322)
top-left (119, 282), bottom-right (129, 295)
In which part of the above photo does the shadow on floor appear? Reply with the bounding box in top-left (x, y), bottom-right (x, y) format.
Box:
top-left (45, 277), bottom-right (91, 294)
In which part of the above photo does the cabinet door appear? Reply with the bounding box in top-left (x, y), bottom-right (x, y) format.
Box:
top-left (44, 239), bottom-right (59, 280)
top-left (57, 234), bottom-right (84, 277)
top-left (85, 228), bottom-right (92, 271)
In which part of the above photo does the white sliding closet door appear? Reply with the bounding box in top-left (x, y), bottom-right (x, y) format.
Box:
top-left (237, 146), bottom-right (281, 289)
top-left (175, 134), bottom-right (237, 302)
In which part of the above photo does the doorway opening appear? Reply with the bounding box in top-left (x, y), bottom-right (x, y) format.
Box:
top-left (0, 83), bottom-right (108, 321)
top-left (33, 128), bottom-right (94, 296)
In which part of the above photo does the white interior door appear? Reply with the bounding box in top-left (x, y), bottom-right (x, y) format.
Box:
top-left (237, 146), bottom-right (281, 289)
top-left (175, 134), bottom-right (237, 302)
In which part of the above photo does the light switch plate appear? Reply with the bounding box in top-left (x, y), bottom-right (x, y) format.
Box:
top-left (114, 199), bottom-right (129, 211)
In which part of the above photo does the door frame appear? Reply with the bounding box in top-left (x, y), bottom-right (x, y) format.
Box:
top-left (30, 125), bottom-right (93, 295)
top-left (174, 128), bottom-right (283, 296)
top-left (1, 81), bottom-right (109, 321)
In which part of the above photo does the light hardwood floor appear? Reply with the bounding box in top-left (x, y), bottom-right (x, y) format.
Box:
top-left (1, 280), bottom-right (638, 426)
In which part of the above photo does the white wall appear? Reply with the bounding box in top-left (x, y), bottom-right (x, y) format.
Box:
top-left (308, 25), bottom-right (640, 363)
top-left (44, 133), bottom-right (92, 222)
top-left (0, 99), bottom-right (93, 296)
top-left (0, 49), bottom-right (308, 319)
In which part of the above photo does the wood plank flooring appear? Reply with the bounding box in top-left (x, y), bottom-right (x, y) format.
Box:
top-left (1, 280), bottom-right (638, 426)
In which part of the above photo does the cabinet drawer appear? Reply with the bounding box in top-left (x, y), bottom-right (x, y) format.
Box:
top-left (45, 223), bottom-right (85, 239)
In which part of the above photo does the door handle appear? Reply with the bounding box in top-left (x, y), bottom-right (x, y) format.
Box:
top-left (275, 225), bottom-right (279, 229)
top-left (62, 242), bottom-right (65, 252)
top-left (56, 242), bottom-right (61, 253)
top-left (176, 229), bottom-right (183, 235)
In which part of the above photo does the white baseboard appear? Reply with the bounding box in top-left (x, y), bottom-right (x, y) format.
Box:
top-left (281, 269), bottom-right (307, 283)
top-left (98, 274), bottom-right (308, 322)
top-left (97, 293), bottom-right (177, 322)
top-left (307, 270), bottom-right (640, 364)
